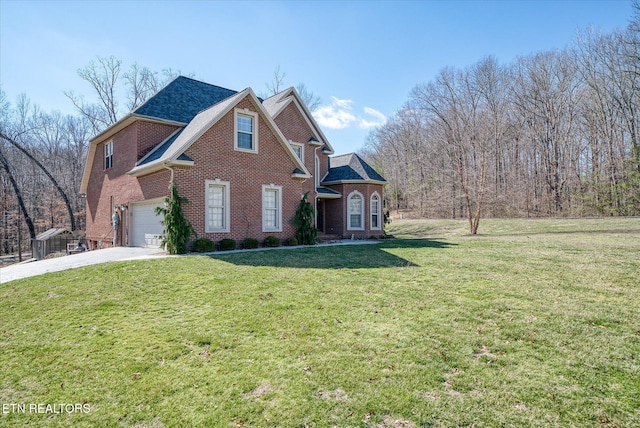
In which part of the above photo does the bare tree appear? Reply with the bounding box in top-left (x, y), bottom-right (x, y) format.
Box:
top-left (510, 51), bottom-right (580, 214)
top-left (266, 65), bottom-right (286, 96)
top-left (123, 64), bottom-right (180, 111)
top-left (0, 130), bottom-right (77, 231)
top-left (264, 66), bottom-right (322, 112)
top-left (66, 56), bottom-right (181, 134)
top-left (0, 146), bottom-right (36, 240)
top-left (411, 63), bottom-right (495, 234)
top-left (65, 55), bottom-right (121, 133)
top-left (295, 82), bottom-right (322, 112)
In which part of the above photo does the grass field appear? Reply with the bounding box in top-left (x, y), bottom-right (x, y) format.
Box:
top-left (1, 218), bottom-right (639, 427)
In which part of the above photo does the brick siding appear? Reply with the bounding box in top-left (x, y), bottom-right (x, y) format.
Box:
top-left (85, 121), bottom-right (173, 246)
top-left (175, 95), bottom-right (304, 242)
top-left (323, 183), bottom-right (385, 238)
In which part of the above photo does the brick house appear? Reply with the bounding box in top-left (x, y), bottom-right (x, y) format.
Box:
top-left (79, 76), bottom-right (386, 248)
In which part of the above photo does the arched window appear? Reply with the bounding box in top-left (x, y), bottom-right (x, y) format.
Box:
top-left (370, 192), bottom-right (381, 230)
top-left (347, 191), bottom-right (364, 230)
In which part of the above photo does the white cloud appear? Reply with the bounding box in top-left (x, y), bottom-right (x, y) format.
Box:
top-left (332, 97), bottom-right (353, 109)
top-left (313, 97), bottom-right (386, 131)
top-left (312, 97), bottom-right (356, 129)
top-left (359, 107), bottom-right (386, 129)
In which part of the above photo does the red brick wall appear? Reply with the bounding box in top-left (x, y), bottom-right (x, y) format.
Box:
top-left (85, 121), bottom-right (173, 246)
top-left (323, 183), bottom-right (385, 238)
top-left (175, 95), bottom-right (304, 243)
top-left (273, 103), bottom-right (316, 195)
top-left (273, 102), bottom-right (332, 219)
top-left (274, 103), bottom-right (313, 147)
top-left (137, 121), bottom-right (180, 159)
top-left (324, 195), bottom-right (344, 236)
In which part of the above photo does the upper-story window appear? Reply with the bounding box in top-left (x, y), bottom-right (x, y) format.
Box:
top-left (104, 141), bottom-right (113, 170)
top-left (290, 142), bottom-right (304, 161)
top-left (235, 109), bottom-right (258, 153)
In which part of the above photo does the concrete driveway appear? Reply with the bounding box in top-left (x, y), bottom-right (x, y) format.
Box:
top-left (0, 247), bottom-right (166, 284)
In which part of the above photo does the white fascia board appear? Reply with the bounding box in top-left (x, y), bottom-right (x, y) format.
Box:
top-left (127, 159), bottom-right (194, 177)
top-left (316, 193), bottom-right (342, 199)
top-left (291, 173), bottom-right (311, 179)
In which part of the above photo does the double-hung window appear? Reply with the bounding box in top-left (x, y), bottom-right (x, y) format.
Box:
top-left (370, 193), bottom-right (381, 230)
top-left (205, 180), bottom-right (230, 233)
top-left (235, 109), bottom-right (258, 152)
top-left (262, 185), bottom-right (282, 232)
top-left (104, 141), bottom-right (113, 170)
top-left (347, 191), bottom-right (364, 230)
top-left (290, 142), bottom-right (304, 161)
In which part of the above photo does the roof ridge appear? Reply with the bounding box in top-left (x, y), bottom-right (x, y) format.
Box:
top-left (172, 75), bottom-right (240, 95)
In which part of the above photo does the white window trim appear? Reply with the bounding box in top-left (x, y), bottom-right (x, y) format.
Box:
top-left (105, 141), bottom-right (113, 170)
top-left (347, 190), bottom-right (365, 231)
top-left (290, 141), bottom-right (304, 162)
top-left (370, 191), bottom-right (382, 230)
top-left (262, 184), bottom-right (283, 232)
top-left (234, 108), bottom-right (259, 153)
top-left (205, 179), bottom-right (230, 233)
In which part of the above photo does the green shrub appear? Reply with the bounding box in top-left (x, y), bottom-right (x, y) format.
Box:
top-left (219, 238), bottom-right (237, 251)
top-left (263, 236), bottom-right (281, 247)
top-left (284, 237), bottom-right (298, 246)
top-left (294, 191), bottom-right (317, 245)
top-left (154, 184), bottom-right (195, 254)
top-left (192, 237), bottom-right (215, 253)
top-left (243, 238), bottom-right (259, 249)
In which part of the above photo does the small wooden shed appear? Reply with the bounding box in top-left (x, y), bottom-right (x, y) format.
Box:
top-left (31, 228), bottom-right (74, 260)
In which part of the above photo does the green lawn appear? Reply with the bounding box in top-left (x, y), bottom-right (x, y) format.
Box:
top-left (1, 218), bottom-right (639, 427)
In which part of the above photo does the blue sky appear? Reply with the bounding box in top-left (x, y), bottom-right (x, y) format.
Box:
top-left (0, 0), bottom-right (634, 154)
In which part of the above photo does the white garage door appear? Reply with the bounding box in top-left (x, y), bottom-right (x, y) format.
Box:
top-left (130, 200), bottom-right (164, 248)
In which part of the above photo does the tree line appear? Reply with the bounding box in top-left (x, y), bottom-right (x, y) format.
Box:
top-left (362, 3), bottom-right (640, 233)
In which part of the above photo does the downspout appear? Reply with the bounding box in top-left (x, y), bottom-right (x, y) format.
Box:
top-left (163, 163), bottom-right (175, 187)
top-left (314, 146), bottom-right (320, 229)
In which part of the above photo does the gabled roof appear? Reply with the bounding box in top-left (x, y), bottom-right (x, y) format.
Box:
top-left (133, 76), bottom-right (238, 124)
top-left (322, 153), bottom-right (386, 185)
top-left (263, 88), bottom-right (335, 154)
top-left (128, 88), bottom-right (310, 178)
top-left (34, 228), bottom-right (73, 241)
top-left (81, 78), bottom-right (318, 192)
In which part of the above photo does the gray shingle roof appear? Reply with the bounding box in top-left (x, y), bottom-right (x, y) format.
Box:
top-left (34, 228), bottom-right (73, 241)
top-left (133, 76), bottom-right (238, 124)
top-left (322, 153), bottom-right (386, 184)
top-left (316, 187), bottom-right (341, 196)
